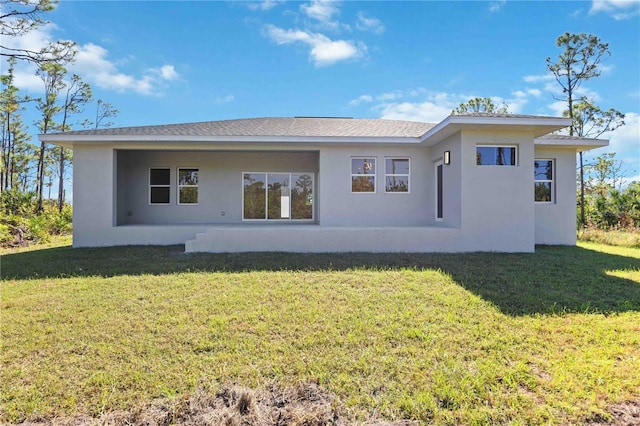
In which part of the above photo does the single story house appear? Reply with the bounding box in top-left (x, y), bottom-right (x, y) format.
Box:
top-left (39, 113), bottom-right (607, 253)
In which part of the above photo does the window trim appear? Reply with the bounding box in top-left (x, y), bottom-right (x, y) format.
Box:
top-left (177, 167), bottom-right (199, 206)
top-left (435, 160), bottom-right (444, 221)
top-left (476, 145), bottom-right (518, 166)
top-left (242, 172), bottom-right (315, 222)
top-left (351, 157), bottom-right (377, 193)
top-left (384, 157), bottom-right (410, 194)
top-left (534, 158), bottom-right (555, 203)
top-left (148, 167), bottom-right (171, 205)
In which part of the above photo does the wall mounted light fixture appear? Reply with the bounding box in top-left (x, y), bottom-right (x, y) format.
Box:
top-left (444, 150), bottom-right (451, 165)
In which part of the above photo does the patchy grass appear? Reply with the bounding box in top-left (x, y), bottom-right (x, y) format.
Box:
top-left (1, 241), bottom-right (639, 425)
top-left (578, 227), bottom-right (640, 248)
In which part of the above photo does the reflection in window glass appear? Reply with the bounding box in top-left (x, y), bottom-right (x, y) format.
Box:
top-left (385, 158), bottom-right (410, 192)
top-left (351, 158), bottom-right (376, 192)
top-left (268, 173), bottom-right (290, 219)
top-left (291, 174), bottom-right (313, 219)
top-left (244, 172), bottom-right (314, 220)
top-left (476, 146), bottom-right (517, 166)
top-left (244, 173), bottom-right (266, 219)
top-left (534, 159), bottom-right (554, 202)
top-left (178, 168), bottom-right (198, 204)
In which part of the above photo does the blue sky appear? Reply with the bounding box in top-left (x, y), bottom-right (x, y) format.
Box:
top-left (7, 0), bottom-right (640, 180)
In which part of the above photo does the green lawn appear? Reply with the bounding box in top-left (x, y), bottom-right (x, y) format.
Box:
top-left (1, 240), bottom-right (639, 424)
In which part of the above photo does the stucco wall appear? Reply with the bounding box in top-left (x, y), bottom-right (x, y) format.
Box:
top-left (117, 150), bottom-right (319, 225)
top-left (431, 132), bottom-right (462, 228)
top-left (459, 131), bottom-right (536, 252)
top-left (534, 148), bottom-right (577, 245)
top-left (318, 145), bottom-right (433, 226)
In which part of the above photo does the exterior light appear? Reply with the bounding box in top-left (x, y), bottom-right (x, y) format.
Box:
top-left (444, 150), bottom-right (451, 165)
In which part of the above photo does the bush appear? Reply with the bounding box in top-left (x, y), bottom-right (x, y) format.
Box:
top-left (0, 190), bottom-right (72, 247)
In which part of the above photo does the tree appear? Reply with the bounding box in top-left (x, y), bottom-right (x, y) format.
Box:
top-left (0, 57), bottom-right (34, 193)
top-left (1, 0), bottom-right (75, 65)
top-left (546, 32), bottom-right (624, 228)
top-left (93, 99), bottom-right (118, 129)
top-left (452, 97), bottom-right (509, 115)
top-left (35, 61), bottom-right (65, 211)
top-left (55, 74), bottom-right (92, 211)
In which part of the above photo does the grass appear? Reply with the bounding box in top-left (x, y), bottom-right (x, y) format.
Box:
top-left (578, 227), bottom-right (640, 248)
top-left (1, 239), bottom-right (639, 425)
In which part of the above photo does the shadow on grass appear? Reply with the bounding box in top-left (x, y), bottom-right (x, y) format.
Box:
top-left (2, 244), bottom-right (639, 316)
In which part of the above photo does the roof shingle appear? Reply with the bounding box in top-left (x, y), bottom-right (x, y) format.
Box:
top-left (48, 117), bottom-right (436, 138)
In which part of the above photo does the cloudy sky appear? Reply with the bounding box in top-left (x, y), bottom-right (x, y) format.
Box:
top-left (6, 0), bottom-right (640, 179)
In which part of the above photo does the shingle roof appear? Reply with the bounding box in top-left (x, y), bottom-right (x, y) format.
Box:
top-left (49, 117), bottom-right (436, 138)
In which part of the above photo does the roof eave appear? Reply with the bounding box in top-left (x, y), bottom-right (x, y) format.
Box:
top-left (535, 137), bottom-right (609, 152)
top-left (38, 134), bottom-right (424, 147)
top-left (419, 115), bottom-right (573, 145)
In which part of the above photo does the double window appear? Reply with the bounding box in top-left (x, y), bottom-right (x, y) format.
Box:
top-left (534, 159), bottom-right (554, 202)
top-left (243, 172), bottom-right (314, 220)
top-left (149, 167), bottom-right (199, 205)
top-left (351, 157), bottom-right (411, 193)
top-left (476, 146), bottom-right (517, 166)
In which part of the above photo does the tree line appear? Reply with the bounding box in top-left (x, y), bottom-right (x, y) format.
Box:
top-left (1, 0), bottom-right (117, 245)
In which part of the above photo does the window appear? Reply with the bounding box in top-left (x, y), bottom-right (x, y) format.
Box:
top-left (534, 159), bottom-right (554, 202)
top-left (351, 158), bottom-right (376, 192)
top-left (385, 158), bottom-right (410, 193)
top-left (243, 172), bottom-right (314, 220)
top-left (149, 168), bottom-right (170, 204)
top-left (178, 168), bottom-right (199, 205)
top-left (436, 162), bottom-right (443, 220)
top-left (476, 146), bottom-right (517, 166)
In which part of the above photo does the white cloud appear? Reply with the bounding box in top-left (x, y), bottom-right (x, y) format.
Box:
top-left (215, 94), bottom-right (235, 104)
top-left (72, 43), bottom-right (180, 95)
top-left (263, 24), bottom-right (364, 66)
top-left (523, 74), bottom-right (554, 83)
top-left (589, 0), bottom-right (640, 20)
top-left (301, 0), bottom-right (340, 23)
top-left (157, 65), bottom-right (179, 81)
top-left (606, 112), bottom-right (640, 156)
top-left (5, 24), bottom-right (179, 96)
top-left (245, 0), bottom-right (285, 11)
top-left (378, 101), bottom-right (452, 123)
top-left (488, 0), bottom-right (506, 13)
top-left (356, 12), bottom-right (385, 34)
top-left (348, 94), bottom-right (373, 106)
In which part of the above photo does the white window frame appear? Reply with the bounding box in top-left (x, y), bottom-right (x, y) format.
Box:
top-left (435, 160), bottom-right (444, 221)
top-left (148, 167), bottom-right (171, 205)
top-left (384, 157), bottom-right (410, 194)
top-left (476, 145), bottom-right (518, 166)
top-left (242, 172), bottom-right (315, 221)
top-left (534, 158), bottom-right (555, 203)
top-left (177, 167), bottom-right (199, 205)
top-left (351, 157), bottom-right (376, 193)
